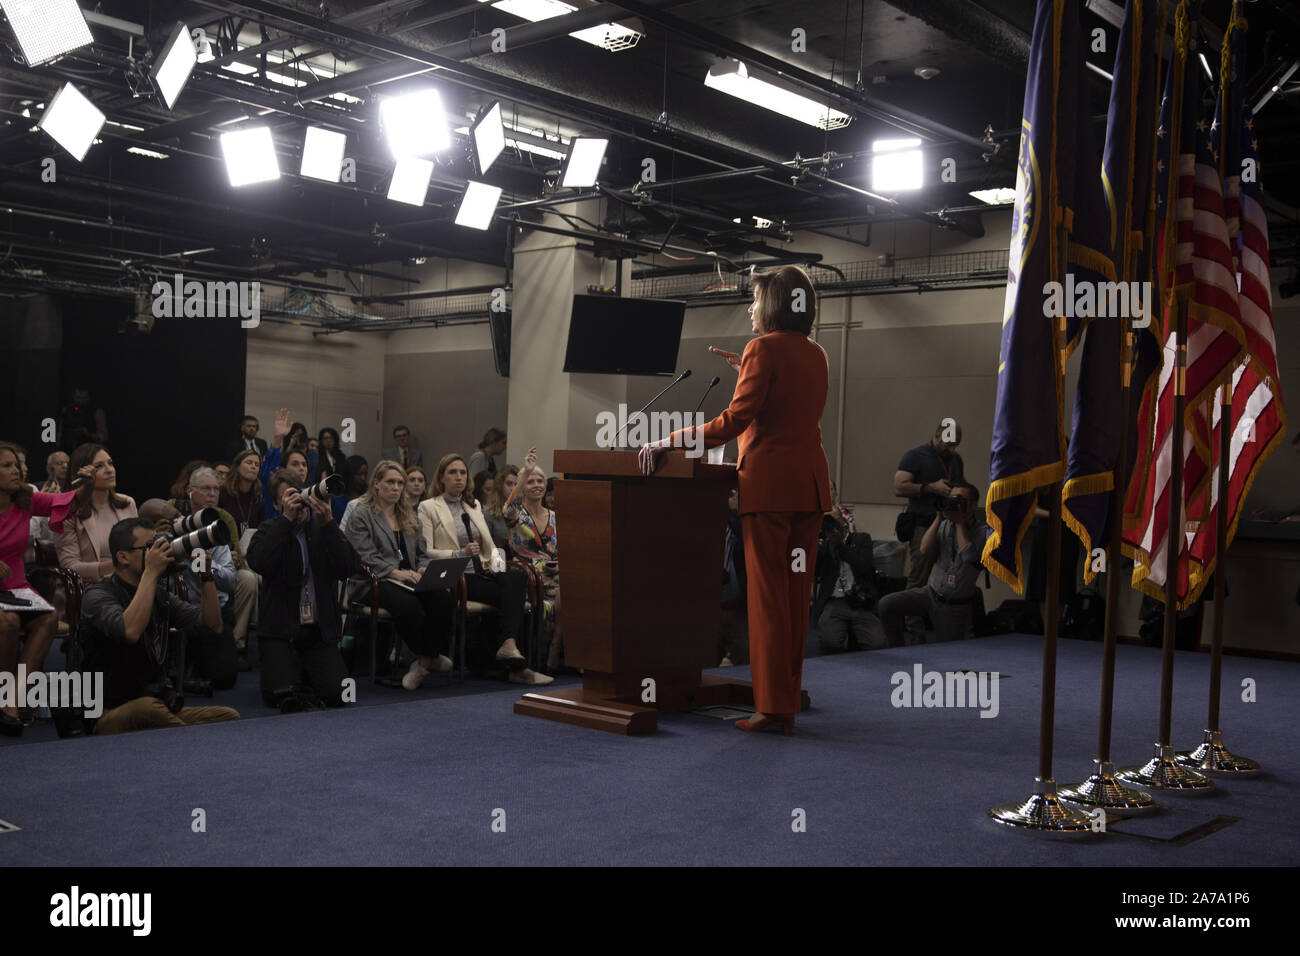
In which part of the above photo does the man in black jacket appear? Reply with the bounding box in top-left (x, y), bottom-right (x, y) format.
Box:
top-left (245, 468), bottom-right (359, 710)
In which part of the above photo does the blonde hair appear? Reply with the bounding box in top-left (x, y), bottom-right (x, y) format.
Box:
top-left (358, 460), bottom-right (418, 534)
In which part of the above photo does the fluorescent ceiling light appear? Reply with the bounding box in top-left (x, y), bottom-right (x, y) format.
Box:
top-left (300, 126), bottom-right (347, 182)
top-left (380, 89), bottom-right (450, 159)
top-left (127, 146), bottom-right (170, 160)
top-left (472, 102), bottom-right (505, 175)
top-left (704, 59), bottom-right (851, 130)
top-left (219, 126), bottom-right (280, 186)
top-left (222, 61), bottom-right (259, 75)
top-left (388, 156), bottom-right (434, 205)
top-left (152, 22), bottom-right (198, 110)
top-left (264, 71), bottom-right (306, 88)
top-left (561, 136), bottom-right (607, 187)
top-left (0, 0), bottom-right (94, 67)
top-left (38, 83), bottom-right (104, 162)
top-left (871, 137), bottom-right (922, 192)
top-left (968, 187), bottom-right (1016, 205)
top-left (455, 181), bottom-right (503, 229)
top-left (481, 0), bottom-right (641, 51)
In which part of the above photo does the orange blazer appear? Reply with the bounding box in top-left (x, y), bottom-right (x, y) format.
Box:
top-left (673, 330), bottom-right (833, 515)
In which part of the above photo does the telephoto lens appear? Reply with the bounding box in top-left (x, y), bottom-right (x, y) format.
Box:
top-left (166, 519), bottom-right (232, 559)
top-left (172, 508), bottom-right (221, 535)
top-left (301, 473), bottom-right (346, 502)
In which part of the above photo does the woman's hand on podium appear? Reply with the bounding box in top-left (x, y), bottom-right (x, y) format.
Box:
top-left (638, 440), bottom-right (669, 476)
top-left (708, 345), bottom-right (741, 371)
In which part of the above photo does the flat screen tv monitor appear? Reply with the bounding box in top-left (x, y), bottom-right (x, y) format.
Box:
top-left (562, 295), bottom-right (685, 376)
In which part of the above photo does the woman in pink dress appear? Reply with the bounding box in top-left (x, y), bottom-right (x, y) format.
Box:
top-left (0, 442), bottom-right (86, 736)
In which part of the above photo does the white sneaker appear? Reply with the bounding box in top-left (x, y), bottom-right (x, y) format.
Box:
top-left (431, 654), bottom-right (454, 672)
top-left (401, 659), bottom-right (430, 690)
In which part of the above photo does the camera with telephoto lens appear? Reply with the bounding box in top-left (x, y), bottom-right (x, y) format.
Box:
top-left (153, 510), bottom-right (231, 561)
top-left (300, 473), bottom-right (345, 504)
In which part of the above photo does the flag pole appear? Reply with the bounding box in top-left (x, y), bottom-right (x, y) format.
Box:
top-left (1059, 321), bottom-right (1157, 813)
top-left (1118, 297), bottom-right (1213, 790)
top-left (1177, 379), bottom-right (1260, 773)
top-left (988, 220), bottom-right (1094, 833)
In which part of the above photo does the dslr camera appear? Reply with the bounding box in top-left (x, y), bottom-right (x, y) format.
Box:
top-left (300, 473), bottom-right (345, 503)
top-left (153, 508), bottom-right (231, 561)
top-left (939, 494), bottom-right (970, 514)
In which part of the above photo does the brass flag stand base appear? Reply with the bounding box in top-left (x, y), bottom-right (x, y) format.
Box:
top-left (1059, 759), bottom-right (1157, 812)
top-left (1176, 729), bottom-right (1260, 775)
top-left (1118, 743), bottom-right (1215, 791)
top-left (989, 777), bottom-right (1096, 833)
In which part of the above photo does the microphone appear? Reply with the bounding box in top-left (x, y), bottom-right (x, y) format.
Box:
top-left (615, 369), bottom-right (692, 447)
top-left (461, 512), bottom-right (485, 575)
top-left (693, 376), bottom-right (721, 416)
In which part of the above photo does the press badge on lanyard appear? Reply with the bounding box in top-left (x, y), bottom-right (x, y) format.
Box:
top-left (300, 599), bottom-right (315, 625)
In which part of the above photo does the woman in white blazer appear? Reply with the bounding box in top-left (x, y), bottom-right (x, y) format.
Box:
top-left (55, 443), bottom-right (138, 583)
top-left (419, 453), bottom-right (551, 686)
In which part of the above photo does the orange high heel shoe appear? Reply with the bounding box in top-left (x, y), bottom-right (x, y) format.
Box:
top-left (735, 713), bottom-right (794, 736)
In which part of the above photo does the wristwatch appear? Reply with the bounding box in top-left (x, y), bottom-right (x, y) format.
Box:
top-left (199, 572), bottom-right (215, 583)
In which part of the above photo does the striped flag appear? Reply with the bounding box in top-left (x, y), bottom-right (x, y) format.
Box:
top-left (1185, 10), bottom-right (1287, 596)
top-left (1124, 0), bottom-right (1246, 605)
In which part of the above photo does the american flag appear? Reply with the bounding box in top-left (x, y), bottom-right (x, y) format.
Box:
top-left (1123, 2), bottom-right (1246, 606)
top-left (1185, 16), bottom-right (1287, 593)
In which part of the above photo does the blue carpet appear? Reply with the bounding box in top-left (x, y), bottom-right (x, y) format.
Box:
top-left (0, 635), bottom-right (1294, 866)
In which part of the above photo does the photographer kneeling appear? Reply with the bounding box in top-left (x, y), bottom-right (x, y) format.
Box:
top-left (81, 519), bottom-right (239, 734)
top-left (879, 482), bottom-right (987, 646)
top-left (245, 469), bottom-right (359, 710)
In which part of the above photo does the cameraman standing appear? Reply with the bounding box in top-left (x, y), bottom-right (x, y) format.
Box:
top-left (81, 518), bottom-right (239, 734)
top-left (879, 482), bottom-right (986, 646)
top-left (245, 469), bottom-right (358, 710)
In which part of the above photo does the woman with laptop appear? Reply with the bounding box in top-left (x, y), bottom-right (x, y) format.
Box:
top-left (345, 460), bottom-right (456, 690)
top-left (419, 454), bottom-right (552, 687)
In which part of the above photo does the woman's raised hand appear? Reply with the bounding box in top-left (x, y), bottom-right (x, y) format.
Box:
top-left (523, 446), bottom-right (538, 475)
top-left (708, 345), bottom-right (741, 371)
top-left (274, 407), bottom-right (291, 441)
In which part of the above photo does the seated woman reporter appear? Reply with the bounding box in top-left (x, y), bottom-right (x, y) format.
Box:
top-left (0, 442), bottom-right (86, 735)
top-left (55, 443), bottom-right (138, 584)
top-left (419, 454), bottom-right (551, 686)
top-left (503, 449), bottom-right (563, 671)
top-left (345, 461), bottom-right (456, 690)
top-left (219, 449), bottom-right (265, 547)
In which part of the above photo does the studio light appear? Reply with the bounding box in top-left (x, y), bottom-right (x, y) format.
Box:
top-left (388, 156), bottom-right (434, 205)
top-left (704, 59), bottom-right (851, 130)
top-left (300, 126), bottom-right (347, 182)
top-left (560, 136), bottom-right (608, 187)
top-left (152, 22), bottom-right (198, 110)
top-left (472, 102), bottom-right (505, 175)
top-left (219, 127), bottom-right (281, 187)
top-left (455, 181), bottom-right (503, 230)
top-left (871, 137), bottom-right (922, 192)
top-left (969, 187), bottom-right (1016, 205)
top-left (0, 0), bottom-right (94, 67)
top-left (380, 89), bottom-right (450, 159)
top-left (38, 83), bottom-right (104, 162)
top-left (480, 0), bottom-right (642, 51)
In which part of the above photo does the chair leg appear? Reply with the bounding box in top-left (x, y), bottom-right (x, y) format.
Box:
top-left (369, 612), bottom-right (379, 685)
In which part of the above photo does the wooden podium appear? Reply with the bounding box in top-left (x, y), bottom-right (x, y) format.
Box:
top-left (514, 449), bottom-right (803, 735)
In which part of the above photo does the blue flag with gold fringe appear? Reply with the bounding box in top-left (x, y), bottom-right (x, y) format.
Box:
top-left (984, 0), bottom-right (1096, 592)
top-left (1062, 0), bottom-right (1165, 582)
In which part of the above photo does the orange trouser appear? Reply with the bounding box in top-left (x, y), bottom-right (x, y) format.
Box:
top-left (741, 510), bottom-right (822, 715)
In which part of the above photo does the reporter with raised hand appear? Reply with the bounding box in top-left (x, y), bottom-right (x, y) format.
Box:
top-left (245, 469), bottom-right (359, 710)
top-left (81, 519), bottom-right (238, 734)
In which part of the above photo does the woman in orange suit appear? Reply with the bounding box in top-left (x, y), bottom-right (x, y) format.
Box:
top-left (638, 265), bottom-right (832, 736)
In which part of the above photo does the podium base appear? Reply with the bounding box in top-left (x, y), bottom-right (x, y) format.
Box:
top-left (515, 673), bottom-right (811, 735)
